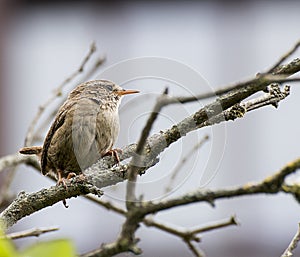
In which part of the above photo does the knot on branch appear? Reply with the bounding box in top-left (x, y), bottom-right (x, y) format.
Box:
top-left (224, 104), bottom-right (246, 121)
top-left (267, 84), bottom-right (290, 108)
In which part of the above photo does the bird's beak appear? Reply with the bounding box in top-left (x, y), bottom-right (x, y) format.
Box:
top-left (116, 89), bottom-right (140, 96)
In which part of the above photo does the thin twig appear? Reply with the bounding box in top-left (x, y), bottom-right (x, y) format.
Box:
top-left (141, 157), bottom-right (300, 215)
top-left (192, 215), bottom-right (238, 234)
top-left (24, 41), bottom-right (97, 146)
top-left (158, 75), bottom-right (300, 106)
top-left (126, 88), bottom-right (168, 205)
top-left (143, 217), bottom-right (200, 242)
top-left (144, 215), bottom-right (238, 242)
top-left (3, 227), bottom-right (59, 240)
top-left (243, 84), bottom-right (290, 111)
top-left (85, 195), bottom-right (126, 215)
top-left (214, 84), bottom-right (290, 124)
top-left (81, 56), bottom-right (106, 81)
top-left (281, 223), bottom-right (300, 257)
top-left (185, 240), bottom-right (205, 257)
top-left (268, 40), bottom-right (300, 73)
top-left (165, 135), bottom-right (209, 193)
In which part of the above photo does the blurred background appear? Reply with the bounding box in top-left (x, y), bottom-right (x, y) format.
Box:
top-left (1, 1), bottom-right (300, 256)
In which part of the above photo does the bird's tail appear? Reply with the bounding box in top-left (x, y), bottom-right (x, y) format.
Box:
top-left (19, 146), bottom-right (43, 155)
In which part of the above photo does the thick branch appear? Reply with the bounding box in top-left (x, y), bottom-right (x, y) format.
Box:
top-left (142, 158), bottom-right (300, 215)
top-left (0, 176), bottom-right (103, 229)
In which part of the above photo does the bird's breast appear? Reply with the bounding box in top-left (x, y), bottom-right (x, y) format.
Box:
top-left (95, 109), bottom-right (120, 154)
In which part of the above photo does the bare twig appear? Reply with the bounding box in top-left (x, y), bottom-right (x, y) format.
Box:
top-left (158, 74), bottom-right (299, 106)
top-left (144, 215), bottom-right (237, 242)
top-left (81, 56), bottom-right (106, 81)
top-left (242, 84), bottom-right (290, 111)
top-left (165, 135), bottom-right (209, 193)
top-left (268, 40), bottom-right (300, 73)
top-left (281, 223), bottom-right (300, 257)
top-left (191, 215), bottom-right (238, 234)
top-left (24, 41), bottom-right (97, 147)
top-left (3, 227), bottom-right (59, 240)
top-left (145, 216), bottom-right (235, 257)
top-left (85, 196), bottom-right (126, 215)
top-left (143, 217), bottom-right (200, 242)
top-left (126, 88), bottom-right (169, 204)
top-left (141, 157), bottom-right (300, 214)
top-left (211, 84), bottom-right (290, 124)
top-left (186, 240), bottom-right (205, 257)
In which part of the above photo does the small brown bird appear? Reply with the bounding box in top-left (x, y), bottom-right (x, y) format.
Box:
top-left (20, 80), bottom-right (139, 187)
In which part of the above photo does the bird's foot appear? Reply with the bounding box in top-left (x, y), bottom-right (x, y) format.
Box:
top-left (66, 172), bottom-right (77, 180)
top-left (56, 170), bottom-right (77, 208)
top-left (103, 148), bottom-right (122, 164)
top-left (56, 172), bottom-right (77, 188)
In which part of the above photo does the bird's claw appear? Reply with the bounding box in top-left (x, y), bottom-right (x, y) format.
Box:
top-left (56, 170), bottom-right (77, 208)
top-left (103, 148), bottom-right (122, 164)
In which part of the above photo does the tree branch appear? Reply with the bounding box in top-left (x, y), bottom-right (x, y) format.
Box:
top-left (3, 227), bottom-right (59, 240)
top-left (268, 40), bottom-right (300, 73)
top-left (126, 88), bottom-right (169, 204)
top-left (143, 215), bottom-right (238, 254)
top-left (0, 176), bottom-right (103, 229)
top-left (140, 157), bottom-right (300, 215)
top-left (165, 135), bottom-right (209, 194)
top-left (281, 223), bottom-right (300, 257)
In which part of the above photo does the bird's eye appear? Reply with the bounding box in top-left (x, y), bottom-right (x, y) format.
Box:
top-left (106, 85), bottom-right (113, 91)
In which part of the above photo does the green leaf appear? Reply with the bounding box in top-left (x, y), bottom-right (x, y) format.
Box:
top-left (0, 238), bottom-right (18, 257)
top-left (0, 221), bottom-right (19, 257)
top-left (20, 240), bottom-right (75, 257)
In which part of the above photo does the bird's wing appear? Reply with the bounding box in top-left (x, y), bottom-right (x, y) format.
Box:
top-left (40, 102), bottom-right (72, 174)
